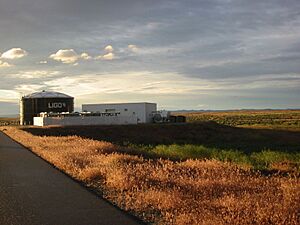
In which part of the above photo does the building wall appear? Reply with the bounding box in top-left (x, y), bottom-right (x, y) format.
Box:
top-left (34, 115), bottom-right (138, 126)
top-left (145, 103), bottom-right (157, 123)
top-left (20, 97), bottom-right (74, 125)
top-left (82, 103), bottom-right (157, 123)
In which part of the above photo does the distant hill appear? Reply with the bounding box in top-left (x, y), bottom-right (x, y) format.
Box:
top-left (171, 109), bottom-right (300, 114)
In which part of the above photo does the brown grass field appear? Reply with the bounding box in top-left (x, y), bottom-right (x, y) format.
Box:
top-left (2, 110), bottom-right (300, 225)
top-left (19, 114), bottom-right (300, 172)
top-left (0, 117), bottom-right (19, 126)
top-left (181, 109), bottom-right (300, 130)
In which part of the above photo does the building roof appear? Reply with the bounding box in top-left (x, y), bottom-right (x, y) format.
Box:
top-left (82, 102), bottom-right (156, 106)
top-left (23, 90), bottom-right (73, 99)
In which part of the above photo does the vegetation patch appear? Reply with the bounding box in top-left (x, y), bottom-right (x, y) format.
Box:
top-left (20, 110), bottom-right (300, 173)
top-left (181, 109), bottom-right (300, 129)
top-left (2, 126), bottom-right (299, 224)
top-left (126, 144), bottom-right (300, 172)
top-left (0, 117), bottom-right (19, 126)
top-left (2, 110), bottom-right (300, 224)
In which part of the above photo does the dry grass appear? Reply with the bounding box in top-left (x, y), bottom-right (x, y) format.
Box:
top-left (180, 109), bottom-right (300, 130)
top-left (0, 117), bottom-right (19, 126)
top-left (2, 126), bottom-right (299, 224)
top-left (21, 121), bottom-right (300, 172)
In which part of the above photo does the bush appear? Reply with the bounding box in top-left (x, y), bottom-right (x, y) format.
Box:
top-left (133, 144), bottom-right (299, 172)
top-left (250, 150), bottom-right (300, 171)
top-left (152, 144), bottom-right (212, 160)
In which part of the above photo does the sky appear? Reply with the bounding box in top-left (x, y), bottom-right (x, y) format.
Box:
top-left (0, 0), bottom-right (300, 115)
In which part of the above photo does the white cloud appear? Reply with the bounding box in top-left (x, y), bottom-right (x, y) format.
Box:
top-left (39, 60), bottom-right (47, 64)
top-left (104, 45), bottom-right (114, 52)
top-left (43, 71), bottom-right (300, 100)
top-left (80, 52), bottom-right (92, 60)
top-left (219, 73), bottom-right (300, 90)
top-left (102, 52), bottom-right (115, 60)
top-left (128, 44), bottom-right (139, 53)
top-left (95, 45), bottom-right (116, 60)
top-left (95, 52), bottom-right (115, 60)
top-left (16, 70), bottom-right (62, 79)
top-left (43, 71), bottom-right (217, 97)
top-left (49, 49), bottom-right (80, 64)
top-left (50, 50), bottom-right (93, 63)
top-left (39, 71), bottom-right (300, 110)
top-left (0, 90), bottom-right (19, 101)
top-left (15, 84), bottom-right (45, 93)
top-left (0, 60), bottom-right (12, 68)
top-left (1, 48), bottom-right (28, 59)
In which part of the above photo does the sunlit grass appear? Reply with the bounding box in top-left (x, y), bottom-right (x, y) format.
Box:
top-left (130, 144), bottom-right (299, 172)
top-left (182, 109), bottom-right (300, 129)
top-left (2, 126), bottom-right (299, 224)
top-left (0, 117), bottom-right (19, 126)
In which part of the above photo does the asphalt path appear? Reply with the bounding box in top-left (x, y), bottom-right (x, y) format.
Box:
top-left (0, 131), bottom-right (142, 225)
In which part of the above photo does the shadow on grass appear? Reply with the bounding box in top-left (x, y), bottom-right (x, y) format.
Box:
top-left (21, 121), bottom-right (300, 154)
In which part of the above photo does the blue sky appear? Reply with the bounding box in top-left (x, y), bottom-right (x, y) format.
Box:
top-left (1, 0), bottom-right (300, 115)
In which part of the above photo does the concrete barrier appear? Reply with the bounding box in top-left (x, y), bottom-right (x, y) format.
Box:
top-left (34, 115), bottom-right (138, 126)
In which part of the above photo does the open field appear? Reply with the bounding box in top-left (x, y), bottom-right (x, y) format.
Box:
top-left (21, 121), bottom-right (300, 172)
top-left (179, 109), bottom-right (300, 130)
top-left (2, 126), bottom-right (300, 224)
top-left (0, 117), bottom-right (19, 126)
top-left (2, 110), bottom-right (300, 224)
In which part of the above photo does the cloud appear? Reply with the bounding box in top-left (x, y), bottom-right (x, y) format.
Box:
top-left (95, 45), bottom-right (115, 60)
top-left (39, 60), bottom-right (47, 64)
top-left (43, 71), bottom-right (300, 101)
top-left (104, 45), bottom-right (114, 52)
top-left (0, 60), bottom-right (12, 68)
top-left (1, 0), bottom-right (300, 110)
top-left (50, 49), bottom-right (93, 64)
top-left (17, 70), bottom-right (62, 79)
top-left (95, 45), bottom-right (115, 59)
top-left (15, 84), bottom-right (45, 93)
top-left (95, 52), bottom-right (115, 60)
top-left (49, 49), bottom-right (80, 64)
top-left (80, 52), bottom-right (92, 60)
top-left (43, 71), bottom-right (217, 97)
top-left (0, 89), bottom-right (19, 101)
top-left (1, 48), bottom-right (27, 59)
top-left (128, 44), bottom-right (139, 53)
top-left (102, 52), bottom-right (115, 60)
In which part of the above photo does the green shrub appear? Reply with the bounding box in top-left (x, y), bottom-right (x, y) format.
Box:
top-left (250, 150), bottom-right (300, 170)
top-left (133, 144), bottom-right (299, 172)
top-left (211, 149), bottom-right (250, 166)
top-left (152, 144), bottom-right (212, 160)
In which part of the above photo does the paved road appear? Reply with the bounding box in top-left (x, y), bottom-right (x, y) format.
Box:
top-left (0, 131), bottom-right (142, 225)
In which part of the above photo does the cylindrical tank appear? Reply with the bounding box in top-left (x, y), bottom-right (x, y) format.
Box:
top-left (20, 90), bottom-right (74, 125)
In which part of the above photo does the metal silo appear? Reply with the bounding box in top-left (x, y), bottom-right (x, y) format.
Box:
top-left (20, 90), bottom-right (74, 125)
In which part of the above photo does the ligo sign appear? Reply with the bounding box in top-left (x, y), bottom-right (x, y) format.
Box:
top-left (48, 102), bottom-right (67, 109)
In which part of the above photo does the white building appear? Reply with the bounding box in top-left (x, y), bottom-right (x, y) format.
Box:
top-left (82, 102), bottom-right (157, 123)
